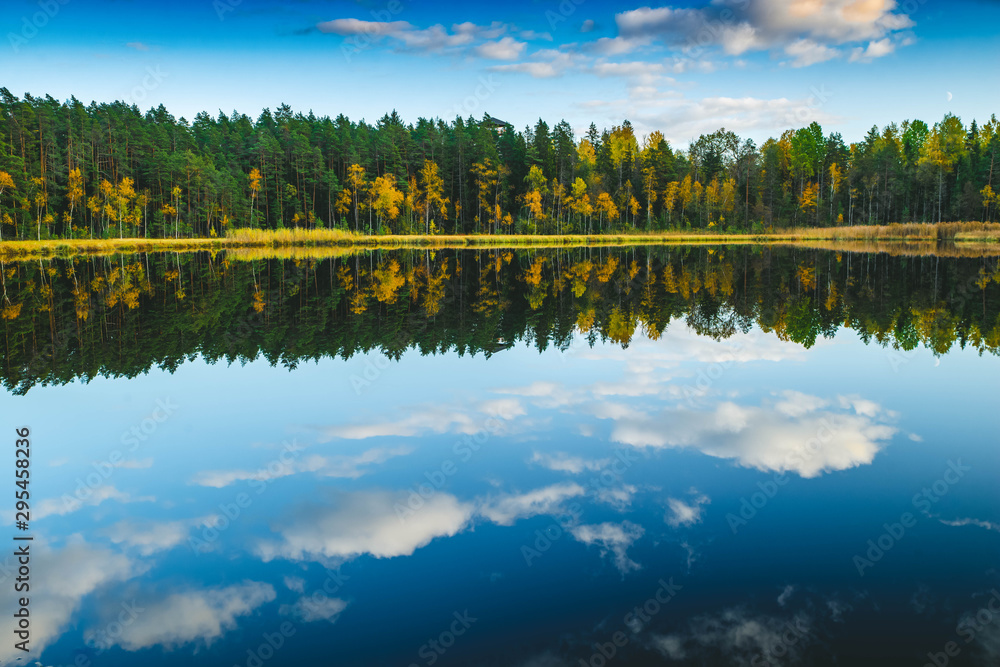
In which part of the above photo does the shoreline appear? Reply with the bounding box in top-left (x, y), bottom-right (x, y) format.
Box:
top-left (0, 224), bottom-right (998, 260)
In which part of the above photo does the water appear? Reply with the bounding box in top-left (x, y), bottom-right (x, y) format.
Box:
top-left (1, 246), bottom-right (999, 666)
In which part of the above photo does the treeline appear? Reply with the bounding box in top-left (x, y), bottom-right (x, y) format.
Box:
top-left (1, 89), bottom-right (1000, 240)
top-left (2, 247), bottom-right (998, 393)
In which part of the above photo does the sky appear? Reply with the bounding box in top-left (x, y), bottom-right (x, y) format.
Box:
top-left (3, 0), bottom-right (1000, 147)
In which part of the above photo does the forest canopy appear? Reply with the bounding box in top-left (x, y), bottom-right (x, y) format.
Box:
top-left (1, 89), bottom-right (999, 240)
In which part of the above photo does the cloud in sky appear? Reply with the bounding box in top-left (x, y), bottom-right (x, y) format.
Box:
top-left (0, 538), bottom-right (139, 661)
top-left (569, 521), bottom-right (645, 573)
top-left (613, 0), bottom-right (913, 64)
top-left (191, 445), bottom-right (413, 487)
top-left (102, 582), bottom-right (276, 651)
top-left (603, 391), bottom-right (897, 478)
top-left (479, 482), bottom-right (586, 526)
top-left (104, 517), bottom-right (216, 556)
top-left (279, 595), bottom-right (348, 624)
top-left (665, 492), bottom-right (711, 528)
top-left (257, 490), bottom-right (474, 561)
top-left (311, 398), bottom-right (522, 442)
top-left (651, 606), bottom-right (813, 662)
top-left (529, 451), bottom-right (610, 474)
top-left (316, 19), bottom-right (517, 57)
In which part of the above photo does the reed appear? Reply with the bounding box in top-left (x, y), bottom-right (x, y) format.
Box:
top-left (1, 222), bottom-right (997, 260)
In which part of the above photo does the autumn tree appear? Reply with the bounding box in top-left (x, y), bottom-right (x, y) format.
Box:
top-left (371, 174), bottom-right (403, 230)
top-left (0, 171), bottom-right (15, 241)
top-left (419, 160), bottom-right (448, 234)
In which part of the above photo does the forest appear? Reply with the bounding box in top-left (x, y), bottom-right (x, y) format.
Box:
top-left (1, 89), bottom-right (999, 240)
top-left (2, 247), bottom-right (998, 394)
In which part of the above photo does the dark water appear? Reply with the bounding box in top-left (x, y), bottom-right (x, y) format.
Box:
top-left (1, 246), bottom-right (999, 666)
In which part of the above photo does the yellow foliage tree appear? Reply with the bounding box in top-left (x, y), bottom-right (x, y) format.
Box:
top-left (799, 181), bottom-right (820, 216)
top-left (371, 174), bottom-right (404, 229)
top-left (419, 160), bottom-right (448, 234)
top-left (249, 167), bottom-right (262, 227)
top-left (0, 171), bottom-right (14, 241)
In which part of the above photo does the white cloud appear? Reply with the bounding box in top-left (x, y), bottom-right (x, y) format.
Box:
top-left (497, 380), bottom-right (582, 407)
top-left (316, 19), bottom-right (517, 58)
top-left (775, 390), bottom-right (828, 417)
top-left (778, 584), bottom-right (796, 607)
top-left (583, 92), bottom-right (842, 146)
top-left (784, 38), bottom-right (840, 66)
top-left (105, 582), bottom-right (276, 651)
top-left (665, 492), bottom-right (711, 527)
top-left (590, 35), bottom-right (647, 56)
top-left (317, 408), bottom-right (479, 440)
top-left (125, 41), bottom-right (150, 51)
top-left (611, 0), bottom-right (913, 66)
top-left (0, 538), bottom-right (138, 661)
top-left (490, 51), bottom-right (578, 79)
top-left (316, 19), bottom-right (412, 37)
top-left (191, 445), bottom-right (412, 487)
top-left (594, 484), bottom-right (638, 511)
top-left (258, 490), bottom-right (474, 561)
top-left (520, 30), bottom-right (553, 42)
top-left (939, 517), bottom-right (1000, 532)
top-left (651, 607), bottom-right (813, 663)
top-left (314, 396), bottom-right (521, 442)
top-left (479, 482), bottom-right (586, 526)
top-left (530, 451), bottom-right (609, 474)
top-left (283, 576), bottom-right (306, 593)
top-left (604, 394), bottom-right (897, 478)
top-left (474, 36), bottom-right (527, 60)
top-left (279, 595), bottom-right (348, 623)
top-left (104, 517), bottom-right (214, 556)
top-left (570, 521), bottom-right (644, 573)
top-left (849, 37), bottom-right (896, 62)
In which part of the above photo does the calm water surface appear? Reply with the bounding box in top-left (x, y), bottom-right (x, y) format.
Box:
top-left (1, 246), bottom-right (999, 666)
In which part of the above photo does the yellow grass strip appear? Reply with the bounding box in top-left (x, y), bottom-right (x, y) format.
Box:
top-left (1, 222), bottom-right (997, 260)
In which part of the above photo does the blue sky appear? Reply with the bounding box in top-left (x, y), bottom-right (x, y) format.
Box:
top-left (4, 0), bottom-right (1000, 147)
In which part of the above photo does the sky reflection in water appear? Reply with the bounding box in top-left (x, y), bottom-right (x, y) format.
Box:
top-left (2, 254), bottom-right (1000, 667)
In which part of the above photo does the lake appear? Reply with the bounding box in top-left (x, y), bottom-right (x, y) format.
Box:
top-left (2, 246), bottom-right (999, 666)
